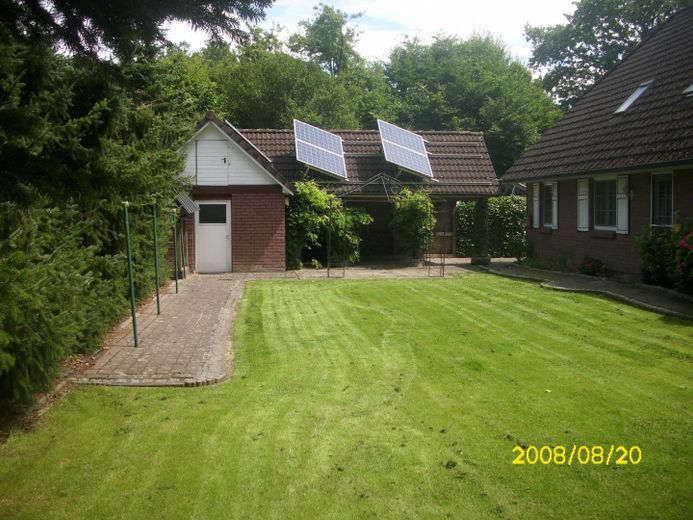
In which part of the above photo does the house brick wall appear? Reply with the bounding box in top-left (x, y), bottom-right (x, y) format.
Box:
top-left (188, 186), bottom-right (286, 273)
top-left (674, 168), bottom-right (693, 220)
top-left (231, 191), bottom-right (286, 272)
top-left (526, 170), bottom-right (692, 275)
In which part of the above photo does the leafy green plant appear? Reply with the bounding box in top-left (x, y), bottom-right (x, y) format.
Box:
top-left (456, 196), bottom-right (527, 258)
top-left (390, 189), bottom-right (436, 257)
top-left (470, 198), bottom-right (489, 261)
top-left (578, 256), bottom-right (611, 277)
top-left (558, 248), bottom-right (573, 272)
top-left (329, 206), bottom-right (374, 264)
top-left (286, 180), bottom-right (373, 268)
top-left (636, 227), bottom-right (676, 287)
top-left (673, 219), bottom-right (693, 294)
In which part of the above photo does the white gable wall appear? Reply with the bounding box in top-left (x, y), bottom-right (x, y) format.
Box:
top-left (183, 124), bottom-right (276, 186)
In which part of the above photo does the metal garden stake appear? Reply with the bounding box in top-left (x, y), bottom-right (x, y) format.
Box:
top-left (123, 201), bottom-right (139, 348)
top-left (152, 204), bottom-right (161, 315)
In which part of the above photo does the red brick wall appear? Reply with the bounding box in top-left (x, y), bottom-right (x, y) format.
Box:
top-left (188, 187), bottom-right (286, 273)
top-left (526, 170), bottom-right (692, 275)
top-left (231, 191), bottom-right (286, 272)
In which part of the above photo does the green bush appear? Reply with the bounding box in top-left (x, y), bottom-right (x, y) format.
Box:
top-left (456, 196), bottom-right (526, 257)
top-left (675, 228), bottom-right (693, 294)
top-left (0, 202), bottom-right (174, 404)
top-left (636, 227), bottom-right (676, 287)
top-left (286, 180), bottom-right (373, 268)
top-left (636, 219), bottom-right (693, 295)
top-left (578, 256), bottom-right (611, 277)
top-left (390, 189), bottom-right (436, 257)
top-left (470, 198), bottom-right (489, 259)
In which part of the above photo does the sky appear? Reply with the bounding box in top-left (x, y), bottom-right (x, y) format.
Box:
top-left (165, 0), bottom-right (577, 63)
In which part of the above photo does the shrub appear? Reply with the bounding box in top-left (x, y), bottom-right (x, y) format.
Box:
top-left (578, 256), bottom-right (611, 277)
top-left (675, 234), bottom-right (693, 293)
top-left (456, 196), bottom-right (526, 257)
top-left (0, 201), bottom-right (174, 405)
top-left (636, 227), bottom-right (676, 287)
top-left (329, 206), bottom-right (374, 264)
top-left (470, 198), bottom-right (489, 259)
top-left (674, 221), bottom-right (693, 294)
top-left (390, 189), bottom-right (436, 257)
top-left (286, 180), bottom-right (373, 268)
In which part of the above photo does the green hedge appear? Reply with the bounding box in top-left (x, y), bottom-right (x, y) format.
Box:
top-left (390, 189), bottom-right (436, 257)
top-left (0, 202), bottom-right (172, 404)
top-left (456, 196), bottom-right (526, 258)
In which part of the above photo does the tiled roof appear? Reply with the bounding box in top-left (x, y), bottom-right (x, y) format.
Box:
top-left (503, 6), bottom-right (693, 182)
top-left (240, 128), bottom-right (499, 197)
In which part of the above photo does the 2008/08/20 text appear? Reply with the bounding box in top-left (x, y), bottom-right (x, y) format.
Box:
top-left (512, 445), bottom-right (642, 466)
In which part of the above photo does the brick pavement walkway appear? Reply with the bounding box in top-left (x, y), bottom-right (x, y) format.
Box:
top-left (71, 274), bottom-right (276, 387)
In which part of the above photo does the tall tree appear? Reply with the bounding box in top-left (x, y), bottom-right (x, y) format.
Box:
top-left (288, 3), bottom-right (361, 77)
top-left (387, 35), bottom-right (562, 176)
top-left (525, 0), bottom-right (688, 107)
top-left (1, 0), bottom-right (273, 56)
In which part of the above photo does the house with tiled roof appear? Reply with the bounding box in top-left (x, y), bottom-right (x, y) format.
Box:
top-left (502, 6), bottom-right (693, 275)
top-left (179, 112), bottom-right (498, 272)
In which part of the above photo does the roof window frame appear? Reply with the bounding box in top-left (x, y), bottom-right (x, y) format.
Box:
top-left (614, 80), bottom-right (653, 113)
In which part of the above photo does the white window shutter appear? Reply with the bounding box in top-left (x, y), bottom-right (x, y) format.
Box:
top-left (616, 175), bottom-right (629, 234)
top-left (577, 178), bottom-right (589, 231)
top-left (551, 181), bottom-right (558, 230)
top-left (532, 183), bottom-right (540, 229)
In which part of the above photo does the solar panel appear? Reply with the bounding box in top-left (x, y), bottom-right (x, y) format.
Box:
top-left (176, 192), bottom-right (199, 213)
top-left (377, 119), bottom-right (433, 178)
top-left (293, 120), bottom-right (347, 178)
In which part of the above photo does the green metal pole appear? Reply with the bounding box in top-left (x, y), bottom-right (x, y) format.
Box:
top-left (152, 204), bottom-right (161, 315)
top-left (123, 202), bottom-right (139, 348)
top-left (172, 209), bottom-right (179, 294)
top-left (181, 221), bottom-right (187, 279)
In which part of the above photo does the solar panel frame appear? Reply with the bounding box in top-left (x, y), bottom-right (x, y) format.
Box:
top-left (377, 119), bottom-right (434, 178)
top-left (293, 120), bottom-right (348, 179)
top-left (176, 192), bottom-right (199, 213)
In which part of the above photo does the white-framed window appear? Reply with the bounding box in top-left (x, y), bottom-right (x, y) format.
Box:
top-left (651, 173), bottom-right (673, 227)
top-left (594, 178), bottom-right (617, 229)
top-left (577, 178), bottom-right (589, 231)
top-left (542, 181), bottom-right (558, 229)
top-left (532, 183), bottom-right (540, 229)
top-left (593, 175), bottom-right (628, 233)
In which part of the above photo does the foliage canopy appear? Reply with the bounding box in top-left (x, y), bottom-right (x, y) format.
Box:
top-left (525, 0), bottom-right (688, 107)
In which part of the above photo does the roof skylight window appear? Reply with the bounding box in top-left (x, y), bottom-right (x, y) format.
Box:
top-left (683, 83), bottom-right (693, 97)
top-left (614, 80), bottom-right (653, 113)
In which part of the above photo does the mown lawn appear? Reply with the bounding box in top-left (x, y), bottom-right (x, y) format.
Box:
top-left (1, 274), bottom-right (691, 519)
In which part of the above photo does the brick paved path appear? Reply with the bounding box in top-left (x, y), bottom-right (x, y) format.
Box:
top-left (72, 274), bottom-right (269, 386)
